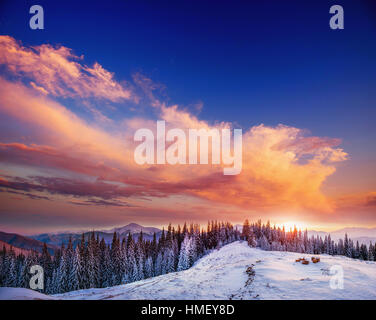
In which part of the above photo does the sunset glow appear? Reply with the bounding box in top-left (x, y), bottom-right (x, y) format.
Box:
top-left (276, 222), bottom-right (308, 232)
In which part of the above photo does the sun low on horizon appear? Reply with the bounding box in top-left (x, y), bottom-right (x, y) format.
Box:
top-left (274, 222), bottom-right (308, 232)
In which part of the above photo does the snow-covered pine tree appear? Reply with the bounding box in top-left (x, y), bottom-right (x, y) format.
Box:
top-left (78, 234), bottom-right (89, 289)
top-left (177, 234), bottom-right (190, 271)
top-left (110, 232), bottom-right (120, 285)
top-left (57, 252), bottom-right (68, 293)
top-left (150, 232), bottom-right (158, 261)
top-left (39, 242), bottom-right (52, 290)
top-left (154, 252), bottom-right (163, 276)
top-left (354, 241), bottom-right (360, 259)
top-left (344, 233), bottom-right (350, 257)
top-left (135, 234), bottom-right (145, 281)
top-left (87, 232), bottom-right (100, 288)
top-left (4, 248), bottom-right (17, 287)
top-left (67, 246), bottom-right (80, 291)
top-left (144, 256), bottom-right (154, 278)
top-left (49, 269), bottom-right (58, 294)
top-left (248, 232), bottom-right (257, 247)
top-left (17, 254), bottom-right (30, 289)
top-left (64, 237), bottom-right (76, 291)
top-left (126, 233), bottom-right (139, 282)
top-left (120, 237), bottom-right (128, 282)
top-left (360, 243), bottom-right (368, 260)
top-left (368, 242), bottom-right (374, 261)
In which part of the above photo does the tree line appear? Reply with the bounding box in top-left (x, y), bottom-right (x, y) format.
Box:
top-left (241, 219), bottom-right (376, 261)
top-left (1, 219), bottom-right (375, 295)
top-left (0, 221), bottom-right (238, 294)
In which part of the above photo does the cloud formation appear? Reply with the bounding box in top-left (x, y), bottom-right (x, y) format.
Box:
top-left (1, 35), bottom-right (370, 232)
top-left (0, 35), bottom-right (135, 102)
top-left (0, 77), bottom-right (347, 213)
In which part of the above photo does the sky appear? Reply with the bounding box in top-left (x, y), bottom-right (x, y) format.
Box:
top-left (0, 0), bottom-right (375, 234)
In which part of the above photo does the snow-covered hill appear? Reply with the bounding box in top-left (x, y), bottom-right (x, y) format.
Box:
top-left (1, 241), bottom-right (375, 300)
top-left (0, 287), bottom-right (56, 300)
top-left (57, 241), bottom-right (376, 300)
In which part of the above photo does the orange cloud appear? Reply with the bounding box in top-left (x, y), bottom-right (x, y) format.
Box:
top-left (334, 191), bottom-right (376, 209)
top-left (0, 35), bottom-right (136, 102)
top-left (0, 76), bottom-right (348, 214)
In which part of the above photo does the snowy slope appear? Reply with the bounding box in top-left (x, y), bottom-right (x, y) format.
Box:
top-left (2, 241), bottom-right (375, 300)
top-left (0, 287), bottom-right (56, 300)
top-left (0, 240), bottom-right (33, 256)
top-left (55, 241), bottom-right (376, 300)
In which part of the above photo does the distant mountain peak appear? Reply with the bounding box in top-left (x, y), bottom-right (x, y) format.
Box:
top-left (126, 223), bottom-right (142, 227)
top-left (106, 223), bottom-right (161, 236)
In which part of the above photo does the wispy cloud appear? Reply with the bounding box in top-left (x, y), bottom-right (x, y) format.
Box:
top-left (0, 35), bottom-right (136, 102)
top-left (69, 198), bottom-right (136, 208)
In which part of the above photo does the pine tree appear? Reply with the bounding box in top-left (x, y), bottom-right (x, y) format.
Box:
top-left (4, 248), bottom-right (17, 287)
top-left (61, 238), bottom-right (76, 291)
top-left (67, 247), bottom-right (80, 291)
top-left (260, 235), bottom-right (270, 251)
top-left (87, 232), bottom-right (100, 288)
top-left (57, 253), bottom-right (68, 293)
top-left (136, 239), bottom-right (145, 281)
top-left (78, 234), bottom-right (89, 289)
top-left (17, 254), bottom-right (31, 289)
top-left (177, 235), bottom-right (191, 271)
top-left (247, 231), bottom-right (256, 247)
top-left (354, 241), bottom-right (360, 259)
top-left (344, 234), bottom-right (350, 257)
top-left (154, 252), bottom-right (163, 276)
top-left (98, 238), bottom-right (109, 287)
top-left (126, 234), bottom-right (139, 282)
top-left (368, 243), bottom-right (374, 261)
top-left (144, 256), bottom-right (154, 278)
top-left (49, 269), bottom-right (58, 294)
top-left (40, 242), bottom-right (52, 291)
top-left (360, 244), bottom-right (368, 260)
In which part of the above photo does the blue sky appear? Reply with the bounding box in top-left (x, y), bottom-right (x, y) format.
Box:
top-left (1, 1), bottom-right (375, 134)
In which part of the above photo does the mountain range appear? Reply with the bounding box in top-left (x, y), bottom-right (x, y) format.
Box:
top-left (102, 223), bottom-right (161, 236)
top-left (0, 231), bottom-right (57, 255)
top-left (28, 223), bottom-right (162, 248)
top-left (0, 240), bottom-right (33, 256)
top-left (1, 224), bottom-right (375, 256)
top-left (308, 227), bottom-right (376, 245)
